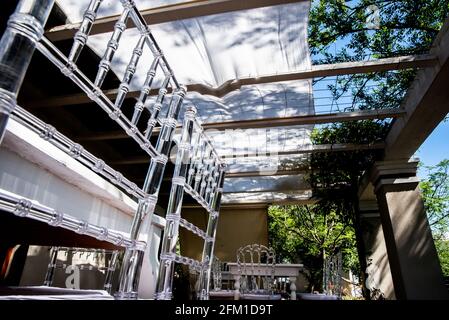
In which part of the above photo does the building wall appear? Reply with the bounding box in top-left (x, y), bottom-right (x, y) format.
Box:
top-left (179, 206), bottom-right (269, 262)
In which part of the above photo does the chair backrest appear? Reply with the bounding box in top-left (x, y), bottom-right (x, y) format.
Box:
top-left (0, 0), bottom-right (188, 299)
top-left (211, 256), bottom-right (222, 291)
top-left (237, 244), bottom-right (276, 294)
top-left (155, 107), bottom-right (226, 300)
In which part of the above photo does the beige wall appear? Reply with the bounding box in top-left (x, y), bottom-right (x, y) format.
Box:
top-left (180, 206), bottom-right (269, 262)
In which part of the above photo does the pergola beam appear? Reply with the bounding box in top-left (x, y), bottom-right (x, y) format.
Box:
top-left (221, 191), bottom-right (316, 205)
top-left (77, 110), bottom-right (403, 142)
top-left (222, 187), bottom-right (310, 194)
top-left (193, 196), bottom-right (317, 205)
top-left (384, 19), bottom-right (449, 160)
top-left (108, 142), bottom-right (384, 165)
top-left (46, 0), bottom-right (305, 41)
top-left (225, 169), bottom-right (308, 178)
top-left (129, 168), bottom-right (310, 183)
top-left (225, 142), bottom-right (385, 159)
top-left (26, 54), bottom-right (437, 109)
top-left (207, 54), bottom-right (437, 97)
top-left (194, 108), bottom-right (405, 130)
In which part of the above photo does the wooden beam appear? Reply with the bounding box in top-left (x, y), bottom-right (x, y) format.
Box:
top-left (76, 109), bottom-right (404, 142)
top-left (222, 187), bottom-right (310, 194)
top-left (194, 108), bottom-right (405, 130)
top-left (182, 203), bottom-right (265, 209)
top-left (225, 142), bottom-right (385, 158)
top-left (26, 54), bottom-right (437, 109)
top-left (79, 131), bottom-right (133, 142)
top-left (223, 198), bottom-right (317, 205)
top-left (186, 195), bottom-right (318, 205)
top-left (109, 157), bottom-right (151, 165)
top-left (127, 167), bottom-right (310, 183)
top-left (225, 169), bottom-right (308, 178)
top-left (183, 203), bottom-right (269, 209)
top-left (46, 0), bottom-right (305, 41)
top-left (221, 190), bottom-right (317, 205)
top-left (384, 18), bottom-right (449, 160)
top-left (109, 142), bottom-right (384, 166)
top-left (202, 54), bottom-right (438, 97)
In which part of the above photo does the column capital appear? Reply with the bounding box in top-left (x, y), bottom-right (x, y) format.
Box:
top-left (370, 160), bottom-right (420, 193)
top-left (359, 200), bottom-right (380, 219)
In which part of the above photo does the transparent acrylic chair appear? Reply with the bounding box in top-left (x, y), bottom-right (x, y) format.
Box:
top-left (44, 247), bottom-right (119, 294)
top-left (208, 256), bottom-right (234, 300)
top-left (236, 244), bottom-right (281, 300)
top-left (154, 106), bottom-right (226, 300)
top-left (0, 0), bottom-right (188, 299)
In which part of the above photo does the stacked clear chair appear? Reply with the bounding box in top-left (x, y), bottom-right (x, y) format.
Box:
top-left (0, 0), bottom-right (188, 299)
top-left (155, 106), bottom-right (226, 300)
top-left (44, 247), bottom-right (119, 294)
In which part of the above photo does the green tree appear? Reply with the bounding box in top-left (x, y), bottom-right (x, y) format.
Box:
top-left (309, 0), bottom-right (449, 113)
top-left (267, 120), bottom-right (389, 294)
top-left (435, 240), bottom-right (449, 276)
top-left (306, 0), bottom-right (449, 296)
top-left (268, 0), bottom-right (449, 296)
top-left (310, 0), bottom-right (447, 59)
top-left (420, 159), bottom-right (449, 276)
top-left (268, 202), bottom-right (358, 292)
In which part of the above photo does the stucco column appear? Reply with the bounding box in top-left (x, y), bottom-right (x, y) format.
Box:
top-left (359, 200), bottom-right (395, 299)
top-left (371, 160), bottom-right (448, 300)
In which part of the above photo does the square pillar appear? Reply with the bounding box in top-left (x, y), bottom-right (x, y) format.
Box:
top-left (359, 200), bottom-right (395, 299)
top-left (371, 160), bottom-right (448, 300)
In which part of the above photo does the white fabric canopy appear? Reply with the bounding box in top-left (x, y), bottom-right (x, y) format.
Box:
top-left (55, 0), bottom-right (314, 202)
top-left (56, 0), bottom-right (311, 85)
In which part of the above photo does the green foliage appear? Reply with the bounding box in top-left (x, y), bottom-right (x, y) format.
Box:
top-left (268, 206), bottom-right (302, 264)
top-left (304, 1), bottom-right (449, 292)
top-left (311, 121), bottom-right (389, 145)
top-left (307, 0), bottom-right (448, 195)
top-left (309, 0), bottom-right (449, 114)
top-left (309, 0), bottom-right (448, 58)
top-left (268, 118), bottom-right (391, 293)
top-left (420, 160), bottom-right (449, 276)
top-left (420, 160), bottom-right (449, 239)
top-left (435, 239), bottom-right (449, 276)
top-left (310, 121), bottom-right (389, 192)
top-left (268, 203), bottom-right (359, 291)
top-left (267, 0), bottom-right (449, 294)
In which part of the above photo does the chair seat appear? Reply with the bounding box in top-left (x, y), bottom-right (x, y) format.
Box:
top-left (241, 293), bottom-right (282, 300)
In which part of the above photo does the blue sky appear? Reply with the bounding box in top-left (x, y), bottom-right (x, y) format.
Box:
top-left (415, 119), bottom-right (449, 179)
top-left (309, 0), bottom-right (449, 180)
